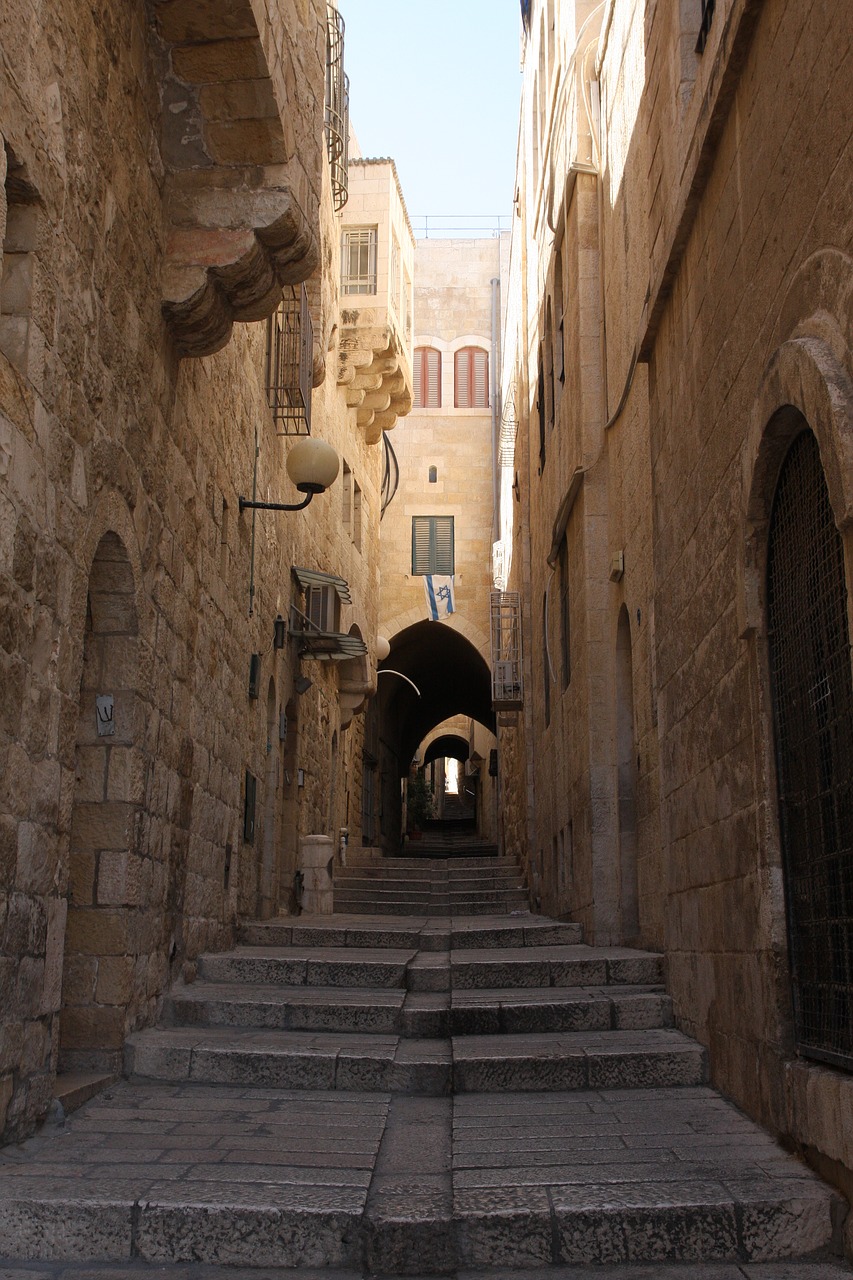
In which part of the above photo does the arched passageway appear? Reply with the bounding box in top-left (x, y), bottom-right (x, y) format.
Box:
top-left (377, 622), bottom-right (495, 850)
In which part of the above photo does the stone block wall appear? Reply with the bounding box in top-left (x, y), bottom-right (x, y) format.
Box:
top-left (504, 0), bottom-right (853, 1212)
top-left (0, 0), bottom-right (390, 1142)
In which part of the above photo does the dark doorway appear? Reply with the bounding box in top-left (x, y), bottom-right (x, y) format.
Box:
top-left (767, 426), bottom-right (853, 1071)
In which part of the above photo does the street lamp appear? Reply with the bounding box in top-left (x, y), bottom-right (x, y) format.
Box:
top-left (240, 438), bottom-right (340, 513)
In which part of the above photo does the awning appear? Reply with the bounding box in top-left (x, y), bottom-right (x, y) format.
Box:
top-left (291, 566), bottom-right (352, 604)
top-left (298, 630), bottom-right (368, 661)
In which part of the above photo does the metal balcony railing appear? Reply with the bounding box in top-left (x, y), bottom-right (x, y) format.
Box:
top-left (325, 4), bottom-right (350, 211)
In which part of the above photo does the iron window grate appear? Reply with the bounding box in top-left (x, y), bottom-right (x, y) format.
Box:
top-left (767, 428), bottom-right (853, 1072)
top-left (341, 227), bottom-right (377, 295)
top-left (266, 284), bottom-right (313, 435)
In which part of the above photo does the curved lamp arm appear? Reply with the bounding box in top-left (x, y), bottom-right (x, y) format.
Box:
top-left (377, 669), bottom-right (422, 697)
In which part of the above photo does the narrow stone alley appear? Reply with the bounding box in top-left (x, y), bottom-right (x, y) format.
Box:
top-left (1, 858), bottom-right (849, 1276)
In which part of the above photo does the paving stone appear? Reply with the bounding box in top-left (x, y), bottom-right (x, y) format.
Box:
top-left (2, 913), bottom-right (848, 1277)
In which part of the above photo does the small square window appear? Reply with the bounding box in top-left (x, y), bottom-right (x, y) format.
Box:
top-left (341, 227), bottom-right (377, 295)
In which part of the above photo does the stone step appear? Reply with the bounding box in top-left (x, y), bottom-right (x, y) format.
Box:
top-left (239, 914), bottom-right (583, 950)
top-left (333, 882), bottom-right (527, 899)
top-left (333, 893), bottom-right (530, 918)
top-left (335, 866), bottom-right (521, 882)
top-left (163, 980), bottom-right (672, 1038)
top-left (198, 945), bottom-right (414, 989)
top-left (0, 1082), bottom-right (843, 1271)
top-left (125, 1026), bottom-right (705, 1093)
top-left (407, 945), bottom-right (663, 992)
top-left (2, 1263), bottom-right (850, 1280)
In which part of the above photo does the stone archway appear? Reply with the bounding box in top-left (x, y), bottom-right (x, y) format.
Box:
top-left (61, 532), bottom-right (141, 1074)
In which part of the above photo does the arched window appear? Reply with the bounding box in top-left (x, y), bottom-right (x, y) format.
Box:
top-left (455, 346), bottom-right (489, 408)
top-left (413, 347), bottom-right (441, 408)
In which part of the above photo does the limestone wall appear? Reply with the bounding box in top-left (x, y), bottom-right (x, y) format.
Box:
top-left (0, 0), bottom-right (392, 1143)
top-left (504, 0), bottom-right (853, 1214)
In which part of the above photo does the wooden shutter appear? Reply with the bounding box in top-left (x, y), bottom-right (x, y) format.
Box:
top-left (455, 347), bottom-right (488, 407)
top-left (433, 516), bottom-right (454, 573)
top-left (455, 349), bottom-right (469, 407)
top-left (426, 349), bottom-right (440, 406)
top-left (412, 516), bottom-right (454, 574)
top-left (473, 349), bottom-right (488, 406)
top-left (412, 516), bottom-right (432, 574)
top-left (414, 348), bottom-right (441, 408)
top-left (413, 351), bottom-right (423, 406)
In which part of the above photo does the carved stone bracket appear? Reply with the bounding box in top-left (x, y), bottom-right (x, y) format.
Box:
top-left (336, 311), bottom-right (413, 444)
top-left (149, 0), bottom-right (323, 358)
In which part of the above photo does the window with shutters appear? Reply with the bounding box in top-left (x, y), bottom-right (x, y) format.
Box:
top-left (455, 346), bottom-right (489, 408)
top-left (412, 516), bottom-right (454, 575)
top-left (341, 226), bottom-right (377, 294)
top-left (414, 347), bottom-right (441, 408)
top-left (305, 583), bottom-right (340, 633)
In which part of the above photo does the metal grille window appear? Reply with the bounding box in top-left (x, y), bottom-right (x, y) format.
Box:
top-left (325, 4), bottom-right (349, 210)
top-left (695, 0), bottom-right (715, 52)
top-left (490, 591), bottom-right (523, 709)
top-left (341, 227), bottom-right (377, 295)
top-left (455, 346), bottom-right (489, 408)
top-left (414, 347), bottom-right (441, 408)
top-left (412, 515), bottom-right (454, 575)
top-left (767, 427), bottom-right (853, 1071)
top-left (265, 284), bottom-right (313, 435)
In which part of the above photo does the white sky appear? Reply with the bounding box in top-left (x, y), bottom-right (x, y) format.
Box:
top-left (342, 1), bottom-right (523, 234)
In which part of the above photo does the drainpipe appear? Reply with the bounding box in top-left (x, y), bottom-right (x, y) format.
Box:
top-left (490, 274), bottom-right (501, 543)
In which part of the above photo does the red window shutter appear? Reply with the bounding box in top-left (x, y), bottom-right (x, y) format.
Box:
top-left (414, 348), bottom-right (441, 408)
top-left (426, 349), bottom-right (441, 406)
top-left (455, 349), bottom-right (470, 406)
top-left (473, 348), bottom-right (488, 407)
top-left (455, 347), bottom-right (488, 407)
top-left (413, 349), bottom-right (423, 406)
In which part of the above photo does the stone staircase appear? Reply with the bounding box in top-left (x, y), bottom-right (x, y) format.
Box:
top-left (334, 852), bottom-right (527, 913)
top-left (0, 910), bottom-right (848, 1277)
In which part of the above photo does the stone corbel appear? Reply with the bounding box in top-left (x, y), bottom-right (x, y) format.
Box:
top-left (150, 0), bottom-right (323, 358)
top-left (336, 319), bottom-right (413, 443)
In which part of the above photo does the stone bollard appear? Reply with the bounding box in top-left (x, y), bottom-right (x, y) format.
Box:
top-left (299, 834), bottom-right (334, 914)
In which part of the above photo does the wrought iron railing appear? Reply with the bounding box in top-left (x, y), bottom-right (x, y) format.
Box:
top-left (325, 4), bottom-right (349, 211)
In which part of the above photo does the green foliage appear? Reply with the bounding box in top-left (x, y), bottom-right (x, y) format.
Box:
top-left (406, 771), bottom-right (434, 830)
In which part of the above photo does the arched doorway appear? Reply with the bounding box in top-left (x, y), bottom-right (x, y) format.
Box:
top-left (616, 606), bottom-right (639, 945)
top-left (767, 426), bottom-right (853, 1070)
top-left (61, 532), bottom-right (140, 1073)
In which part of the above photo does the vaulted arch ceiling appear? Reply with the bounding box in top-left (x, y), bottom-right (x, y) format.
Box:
top-left (379, 621), bottom-right (495, 774)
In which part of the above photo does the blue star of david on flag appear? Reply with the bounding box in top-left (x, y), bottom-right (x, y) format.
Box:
top-left (424, 575), bottom-right (455, 621)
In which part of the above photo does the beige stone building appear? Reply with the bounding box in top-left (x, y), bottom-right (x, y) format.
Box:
top-left (0, 0), bottom-right (411, 1142)
top-left (500, 0), bottom-right (853, 1215)
top-left (377, 237), bottom-right (508, 850)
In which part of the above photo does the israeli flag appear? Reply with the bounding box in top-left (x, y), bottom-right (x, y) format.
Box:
top-left (424, 575), bottom-right (455, 621)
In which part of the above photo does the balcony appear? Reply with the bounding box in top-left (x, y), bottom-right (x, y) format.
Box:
top-left (336, 160), bottom-right (414, 443)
